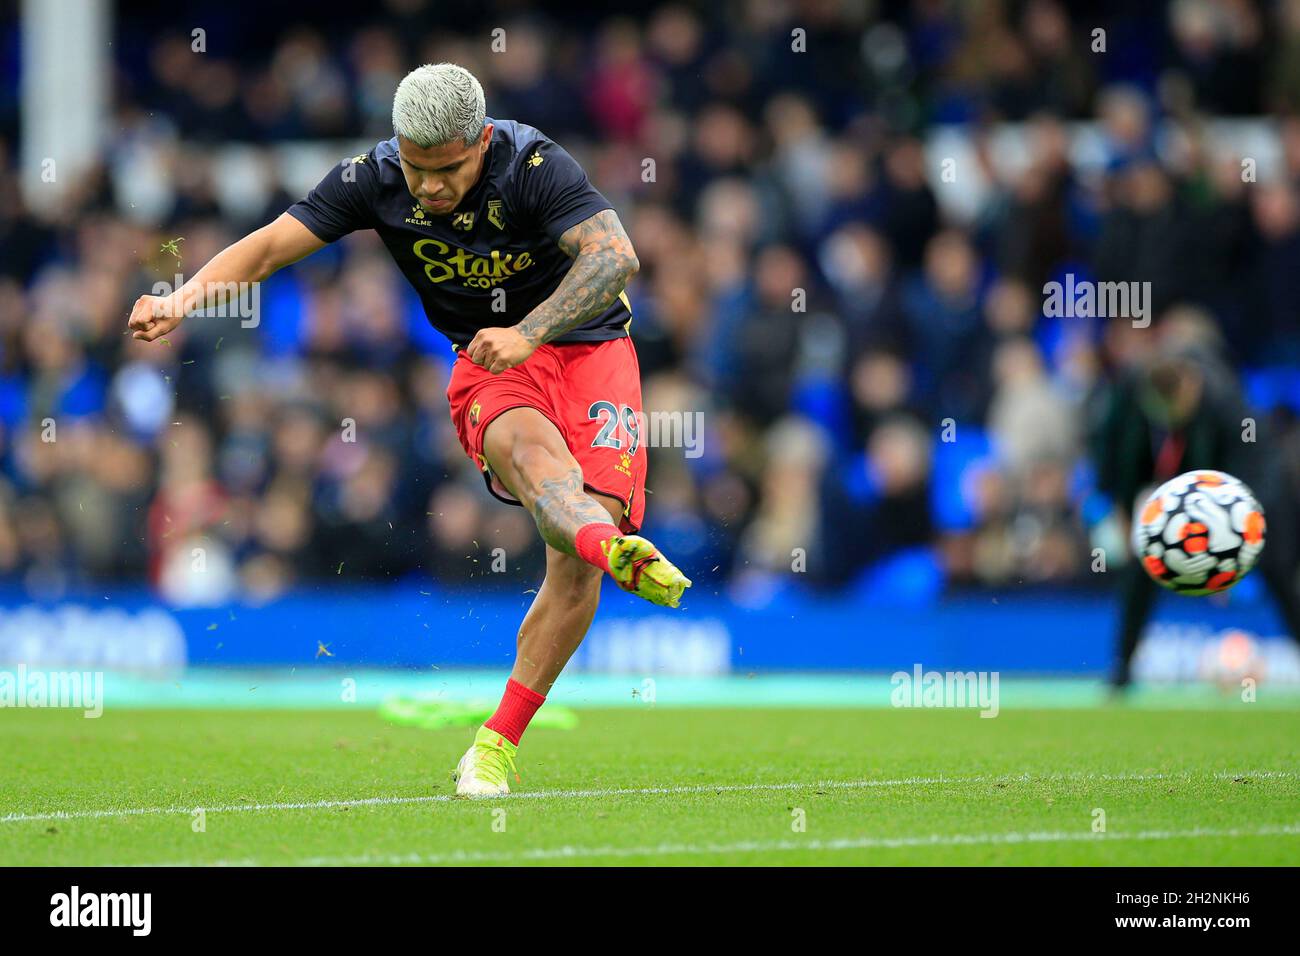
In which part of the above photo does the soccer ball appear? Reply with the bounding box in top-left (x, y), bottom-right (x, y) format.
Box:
top-left (1131, 470), bottom-right (1266, 595)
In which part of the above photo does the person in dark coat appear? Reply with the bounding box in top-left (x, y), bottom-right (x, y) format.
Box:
top-left (1089, 346), bottom-right (1300, 687)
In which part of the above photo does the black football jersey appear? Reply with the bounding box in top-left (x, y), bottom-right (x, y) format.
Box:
top-left (287, 119), bottom-right (631, 349)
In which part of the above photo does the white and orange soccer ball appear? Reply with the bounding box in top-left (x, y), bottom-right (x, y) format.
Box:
top-left (1131, 470), bottom-right (1266, 595)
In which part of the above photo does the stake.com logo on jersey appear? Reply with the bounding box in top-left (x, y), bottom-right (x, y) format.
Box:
top-left (50, 886), bottom-right (151, 936)
top-left (412, 237), bottom-right (536, 289)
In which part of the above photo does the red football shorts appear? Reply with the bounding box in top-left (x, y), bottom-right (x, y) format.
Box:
top-left (447, 336), bottom-right (647, 533)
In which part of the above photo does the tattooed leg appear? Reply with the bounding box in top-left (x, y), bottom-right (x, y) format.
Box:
top-left (480, 406), bottom-right (624, 696)
top-left (481, 406), bottom-right (622, 556)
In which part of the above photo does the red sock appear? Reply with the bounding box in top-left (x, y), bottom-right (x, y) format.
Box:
top-left (484, 678), bottom-right (546, 745)
top-left (574, 521), bottom-right (621, 574)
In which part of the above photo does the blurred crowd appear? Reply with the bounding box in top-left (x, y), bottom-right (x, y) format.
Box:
top-left (1, 0), bottom-right (1300, 604)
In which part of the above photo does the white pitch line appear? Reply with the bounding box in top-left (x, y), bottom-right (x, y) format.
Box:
top-left (140, 822), bottom-right (1300, 867)
top-left (0, 776), bottom-right (961, 823)
top-left (2, 769), bottom-right (1295, 826)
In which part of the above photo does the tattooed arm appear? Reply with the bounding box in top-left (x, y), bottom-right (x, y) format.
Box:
top-left (516, 209), bottom-right (639, 345)
top-left (464, 209), bottom-right (639, 374)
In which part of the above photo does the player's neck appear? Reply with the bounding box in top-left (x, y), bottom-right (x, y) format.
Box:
top-left (465, 141), bottom-right (493, 198)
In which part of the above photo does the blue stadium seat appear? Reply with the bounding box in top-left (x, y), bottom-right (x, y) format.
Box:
top-left (852, 546), bottom-right (945, 606)
top-left (1244, 367), bottom-right (1300, 414)
top-left (930, 425), bottom-right (992, 532)
top-left (260, 271), bottom-right (307, 357)
top-left (0, 376), bottom-right (28, 428)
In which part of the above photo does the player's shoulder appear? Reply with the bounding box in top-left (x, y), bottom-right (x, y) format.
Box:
top-left (489, 118), bottom-right (552, 166)
top-left (360, 136), bottom-right (404, 183)
top-left (324, 137), bottom-right (403, 193)
top-left (491, 118), bottom-right (582, 184)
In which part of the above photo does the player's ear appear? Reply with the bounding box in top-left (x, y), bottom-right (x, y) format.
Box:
top-left (480, 123), bottom-right (494, 150)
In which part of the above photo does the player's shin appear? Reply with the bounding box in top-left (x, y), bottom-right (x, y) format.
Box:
top-left (454, 554), bottom-right (600, 796)
top-left (527, 469), bottom-right (619, 564)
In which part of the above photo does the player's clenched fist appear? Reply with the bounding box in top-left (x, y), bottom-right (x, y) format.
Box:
top-left (466, 326), bottom-right (536, 374)
top-left (127, 294), bottom-right (184, 342)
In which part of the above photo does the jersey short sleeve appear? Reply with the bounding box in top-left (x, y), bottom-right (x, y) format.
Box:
top-left (509, 140), bottom-right (614, 243)
top-left (287, 152), bottom-right (380, 243)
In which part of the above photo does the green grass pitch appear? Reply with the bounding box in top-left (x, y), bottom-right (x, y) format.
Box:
top-left (2, 706), bottom-right (1297, 866)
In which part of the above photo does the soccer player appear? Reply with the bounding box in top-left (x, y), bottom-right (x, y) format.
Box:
top-left (126, 63), bottom-right (691, 795)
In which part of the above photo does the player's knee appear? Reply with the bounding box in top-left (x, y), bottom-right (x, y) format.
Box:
top-left (509, 441), bottom-right (574, 493)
